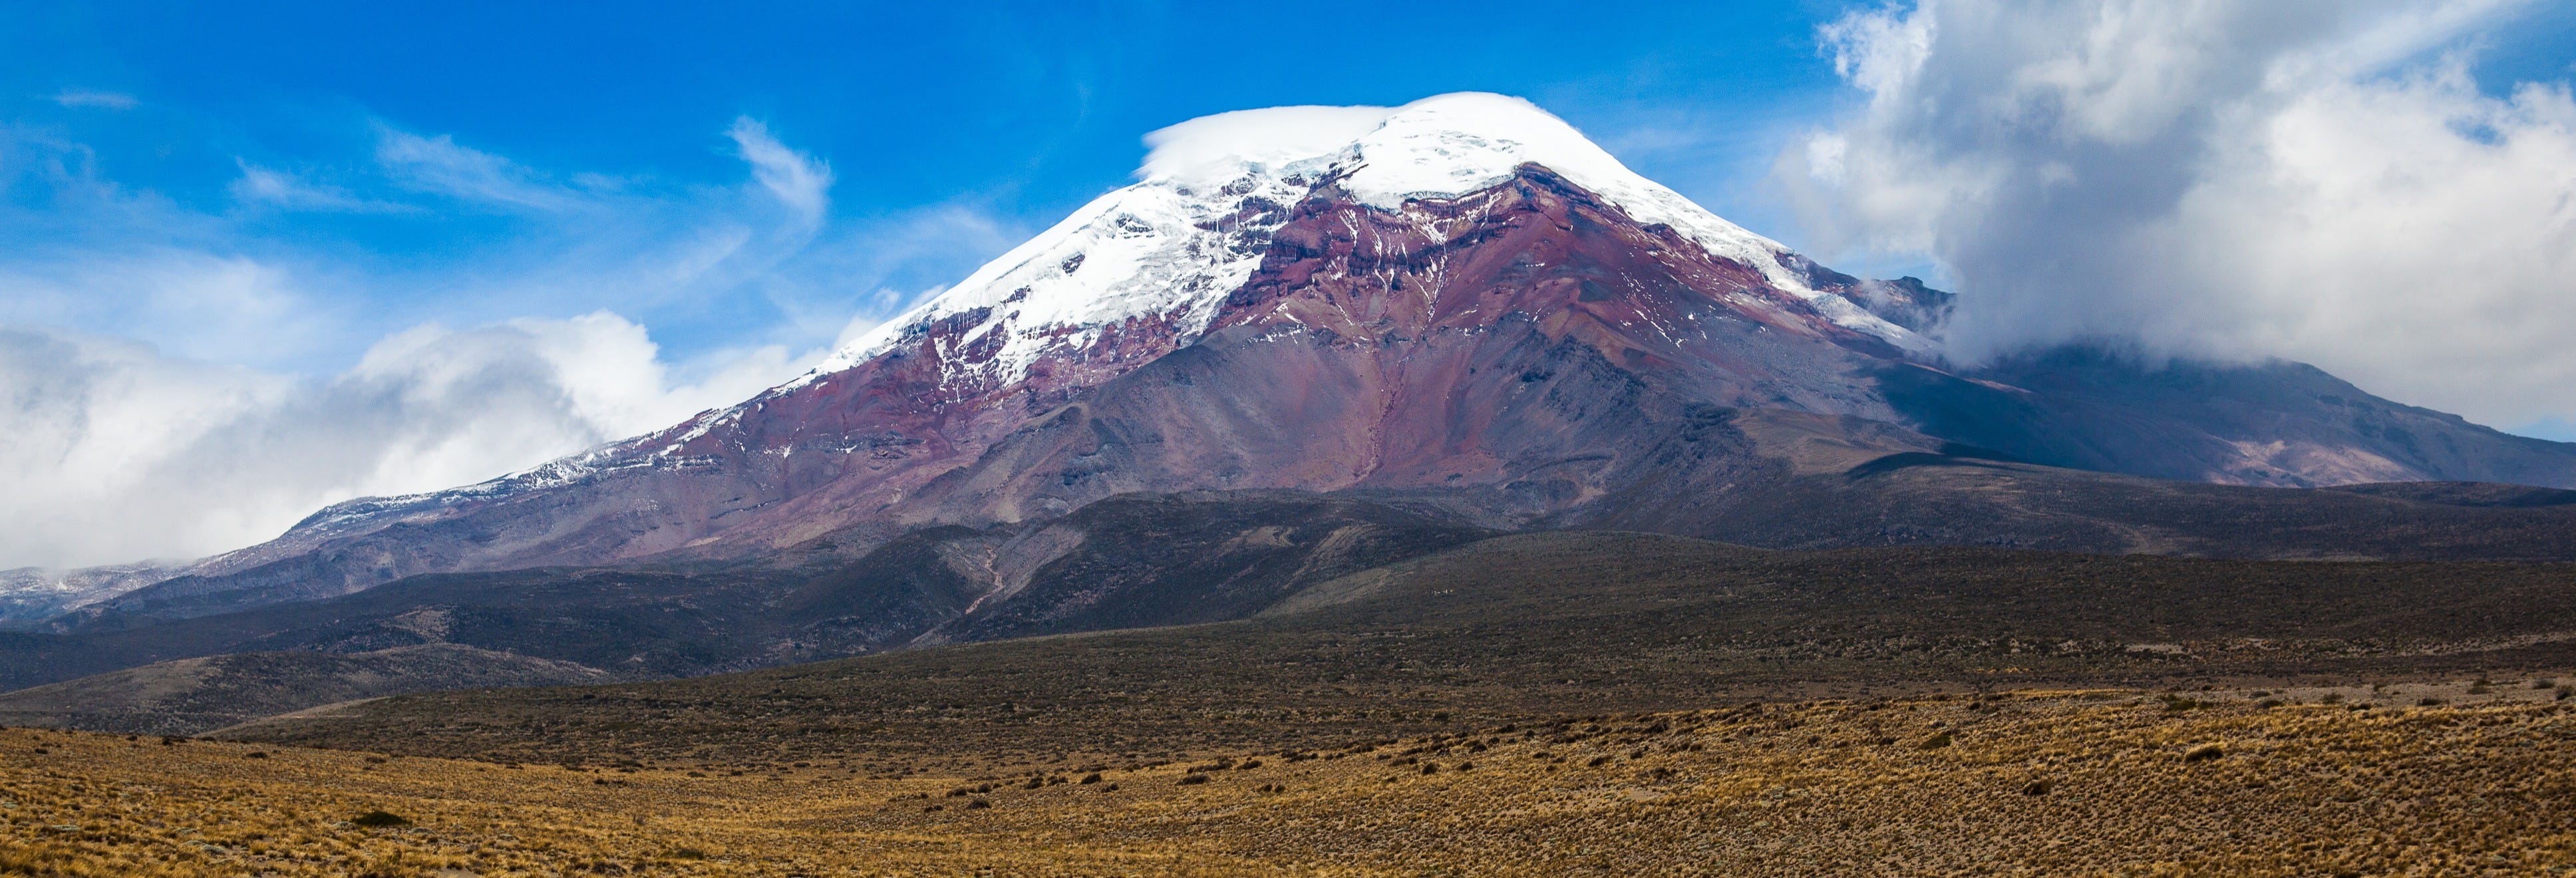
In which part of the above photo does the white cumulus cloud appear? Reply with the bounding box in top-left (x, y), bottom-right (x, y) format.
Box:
top-left (0, 313), bottom-right (800, 570)
top-left (1778, 0), bottom-right (2576, 433)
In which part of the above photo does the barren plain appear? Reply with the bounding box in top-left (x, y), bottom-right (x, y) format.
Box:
top-left (8, 678), bottom-right (2575, 876)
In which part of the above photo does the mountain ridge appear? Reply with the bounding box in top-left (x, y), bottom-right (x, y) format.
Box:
top-left (17, 91), bottom-right (2576, 628)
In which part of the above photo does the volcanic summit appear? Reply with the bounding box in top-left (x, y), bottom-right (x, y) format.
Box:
top-left (63, 92), bottom-right (2576, 623)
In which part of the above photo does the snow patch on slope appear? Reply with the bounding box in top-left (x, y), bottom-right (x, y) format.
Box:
top-left (1330, 95), bottom-right (1925, 349)
top-left (0, 561), bottom-right (185, 623)
top-left (804, 92), bottom-right (1927, 391)
top-left (796, 166), bottom-right (1305, 389)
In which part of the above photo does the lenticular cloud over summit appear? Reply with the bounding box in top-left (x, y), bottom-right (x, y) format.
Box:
top-left (1778, 0), bottom-right (2576, 434)
top-left (1138, 104), bottom-right (1402, 189)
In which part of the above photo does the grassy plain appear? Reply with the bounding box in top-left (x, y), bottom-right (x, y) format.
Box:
top-left (9, 677), bottom-right (2576, 877)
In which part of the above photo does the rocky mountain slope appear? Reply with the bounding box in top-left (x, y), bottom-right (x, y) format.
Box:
top-left (0, 643), bottom-right (607, 736)
top-left (39, 93), bottom-right (2571, 629)
top-left (11, 478), bottom-right (2576, 726)
top-left (0, 491), bottom-right (1493, 693)
top-left (217, 529), bottom-right (2576, 766)
top-left (0, 563), bottom-right (182, 629)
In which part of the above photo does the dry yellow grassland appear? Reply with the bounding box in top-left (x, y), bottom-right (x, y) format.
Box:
top-left (5, 678), bottom-right (2573, 877)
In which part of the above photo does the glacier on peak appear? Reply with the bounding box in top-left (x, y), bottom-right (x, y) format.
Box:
top-left (797, 92), bottom-right (1928, 393)
top-left (167, 92), bottom-right (1943, 565)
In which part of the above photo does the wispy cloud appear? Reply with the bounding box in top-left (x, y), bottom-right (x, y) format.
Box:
top-left (228, 161), bottom-right (411, 214)
top-left (49, 89), bottom-right (138, 110)
top-left (0, 251), bottom-right (335, 370)
top-left (374, 126), bottom-right (586, 212)
top-left (728, 117), bottom-right (834, 224)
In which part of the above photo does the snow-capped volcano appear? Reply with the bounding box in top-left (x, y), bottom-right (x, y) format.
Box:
top-left (61, 92), bottom-right (2576, 624)
top-left (805, 93), bottom-right (1927, 391)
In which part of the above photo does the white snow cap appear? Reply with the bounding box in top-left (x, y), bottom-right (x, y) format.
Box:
top-left (804, 93), bottom-right (1923, 386)
top-left (287, 94), bottom-right (1932, 544)
top-left (1147, 93), bottom-right (1676, 213)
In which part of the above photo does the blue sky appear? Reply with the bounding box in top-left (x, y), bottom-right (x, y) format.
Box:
top-left (8, 1), bottom-right (2573, 374)
top-left (3, 0), bottom-right (2573, 568)
top-left (0, 1), bottom-right (1907, 375)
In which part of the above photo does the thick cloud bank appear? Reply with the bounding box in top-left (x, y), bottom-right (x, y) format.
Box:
top-left (0, 315), bottom-right (796, 569)
top-left (1779, 0), bottom-right (2576, 432)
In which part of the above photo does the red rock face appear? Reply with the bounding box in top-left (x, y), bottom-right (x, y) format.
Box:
top-left (171, 167), bottom-right (1909, 595)
top-left (868, 169), bottom-right (1909, 519)
top-left (1216, 168), bottom-right (1901, 360)
top-left (129, 164), bottom-right (2576, 617)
